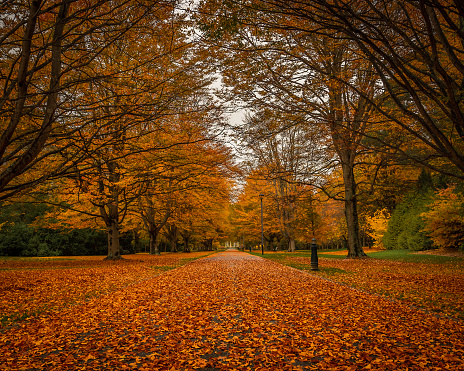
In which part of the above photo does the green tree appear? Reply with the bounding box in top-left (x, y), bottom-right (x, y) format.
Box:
top-left (383, 180), bottom-right (435, 251)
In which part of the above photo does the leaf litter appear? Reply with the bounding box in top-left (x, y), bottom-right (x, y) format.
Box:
top-left (0, 251), bottom-right (463, 370)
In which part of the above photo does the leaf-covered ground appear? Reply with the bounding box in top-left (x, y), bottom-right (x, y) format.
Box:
top-left (1, 250), bottom-right (463, 370)
top-left (0, 252), bottom-right (211, 327)
top-left (258, 251), bottom-right (464, 320)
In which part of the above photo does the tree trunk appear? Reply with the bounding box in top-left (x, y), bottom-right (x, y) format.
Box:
top-left (342, 162), bottom-right (367, 258)
top-left (288, 237), bottom-right (296, 252)
top-left (164, 224), bottom-right (178, 252)
top-left (133, 229), bottom-right (140, 252)
top-left (149, 230), bottom-right (160, 255)
top-left (141, 195), bottom-right (171, 256)
top-left (203, 238), bottom-right (213, 251)
top-left (183, 234), bottom-right (190, 253)
top-left (105, 159), bottom-right (122, 259)
top-left (105, 220), bottom-right (121, 260)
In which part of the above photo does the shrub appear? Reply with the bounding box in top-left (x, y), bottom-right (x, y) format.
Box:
top-left (422, 186), bottom-right (464, 250)
top-left (0, 223), bottom-right (34, 256)
top-left (383, 190), bottom-right (433, 251)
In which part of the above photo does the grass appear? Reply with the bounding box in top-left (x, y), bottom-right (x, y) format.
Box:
top-left (1, 310), bottom-right (38, 326)
top-left (251, 248), bottom-right (464, 263)
top-left (367, 249), bottom-right (464, 263)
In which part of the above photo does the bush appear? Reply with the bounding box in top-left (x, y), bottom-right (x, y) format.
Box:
top-left (422, 186), bottom-right (464, 250)
top-left (0, 222), bottom-right (34, 256)
top-left (62, 228), bottom-right (107, 256)
top-left (383, 190), bottom-right (433, 251)
top-left (22, 234), bottom-right (61, 257)
top-left (0, 223), bottom-right (108, 257)
top-left (0, 201), bottom-right (111, 256)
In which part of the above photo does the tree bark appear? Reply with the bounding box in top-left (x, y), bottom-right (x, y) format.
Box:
top-left (342, 162), bottom-right (367, 258)
top-left (203, 238), bottom-right (213, 251)
top-left (171, 239), bottom-right (177, 253)
top-left (163, 224), bottom-right (178, 252)
top-left (133, 229), bottom-right (140, 252)
top-left (102, 159), bottom-right (122, 260)
top-left (182, 234), bottom-right (191, 252)
top-left (288, 237), bottom-right (296, 252)
top-left (149, 229), bottom-right (160, 255)
top-left (141, 196), bottom-right (170, 256)
top-left (105, 220), bottom-right (121, 260)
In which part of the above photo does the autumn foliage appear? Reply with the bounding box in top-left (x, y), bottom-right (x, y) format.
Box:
top-left (422, 186), bottom-right (464, 251)
top-left (286, 253), bottom-right (464, 320)
top-left (2, 0), bottom-right (464, 367)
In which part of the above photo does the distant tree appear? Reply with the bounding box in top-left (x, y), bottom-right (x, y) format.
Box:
top-left (365, 209), bottom-right (390, 249)
top-left (231, 173), bottom-right (281, 250)
top-left (198, 3), bottom-right (380, 256)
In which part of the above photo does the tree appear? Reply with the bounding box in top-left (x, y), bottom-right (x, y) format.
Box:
top-left (383, 188), bottom-right (434, 251)
top-left (163, 223), bottom-right (179, 252)
top-left (365, 209), bottom-right (390, 249)
top-left (138, 179), bottom-right (173, 255)
top-left (231, 173), bottom-right (281, 250)
top-left (238, 0), bottom-right (464, 179)
top-left (238, 110), bottom-right (325, 251)
top-left (30, 1), bottom-right (224, 259)
top-left (0, 0), bottom-right (177, 200)
top-left (294, 189), bottom-right (324, 244)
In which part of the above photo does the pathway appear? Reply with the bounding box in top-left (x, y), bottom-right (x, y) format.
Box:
top-left (1, 250), bottom-right (463, 370)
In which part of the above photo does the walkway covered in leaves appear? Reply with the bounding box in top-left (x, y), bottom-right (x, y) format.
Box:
top-left (1, 250), bottom-right (463, 370)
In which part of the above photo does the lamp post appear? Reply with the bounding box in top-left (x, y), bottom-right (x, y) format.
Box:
top-left (259, 193), bottom-right (264, 255)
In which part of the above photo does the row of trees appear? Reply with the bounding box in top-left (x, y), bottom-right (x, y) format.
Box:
top-left (2, 0), bottom-right (464, 257)
top-left (0, 0), bottom-right (235, 258)
top-left (229, 166), bottom-right (464, 253)
top-left (0, 198), bottom-right (223, 257)
top-left (197, 0), bottom-right (464, 255)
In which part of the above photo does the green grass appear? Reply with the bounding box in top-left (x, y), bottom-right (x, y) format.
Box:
top-left (256, 249), bottom-right (349, 259)
top-left (1, 311), bottom-right (34, 326)
top-left (318, 267), bottom-right (349, 275)
top-left (249, 249), bottom-right (463, 264)
top-left (367, 249), bottom-right (463, 263)
top-left (249, 252), bottom-right (349, 274)
top-left (249, 252), bottom-right (296, 261)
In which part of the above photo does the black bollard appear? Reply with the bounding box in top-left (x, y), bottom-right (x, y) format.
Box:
top-left (311, 238), bottom-right (319, 271)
